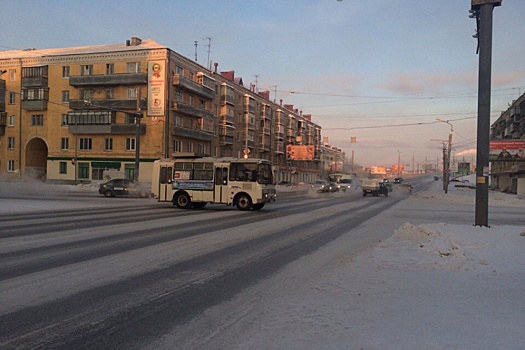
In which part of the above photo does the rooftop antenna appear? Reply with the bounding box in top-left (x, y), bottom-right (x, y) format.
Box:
top-left (194, 41), bottom-right (198, 62)
top-left (203, 36), bottom-right (213, 70)
top-left (271, 84), bottom-right (278, 103)
top-left (254, 74), bottom-right (260, 92)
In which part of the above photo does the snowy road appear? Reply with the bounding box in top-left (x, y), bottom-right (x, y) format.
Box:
top-left (0, 183), bottom-right (416, 349)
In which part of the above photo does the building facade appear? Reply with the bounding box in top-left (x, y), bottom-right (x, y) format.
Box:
top-left (489, 92), bottom-right (525, 193)
top-left (0, 37), bottom-right (323, 184)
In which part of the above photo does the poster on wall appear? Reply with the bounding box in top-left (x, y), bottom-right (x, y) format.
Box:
top-left (286, 145), bottom-right (315, 160)
top-left (147, 60), bottom-right (166, 117)
top-left (489, 140), bottom-right (525, 161)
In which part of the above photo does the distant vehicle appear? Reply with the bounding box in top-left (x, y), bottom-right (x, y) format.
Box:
top-left (312, 180), bottom-right (329, 192)
top-left (326, 182), bottom-right (340, 193)
top-left (450, 178), bottom-right (469, 183)
top-left (393, 177), bottom-right (403, 184)
top-left (98, 179), bottom-right (149, 198)
top-left (382, 178), bottom-right (390, 183)
top-left (328, 173), bottom-right (353, 192)
top-left (362, 179), bottom-right (389, 197)
top-left (433, 176), bottom-right (439, 181)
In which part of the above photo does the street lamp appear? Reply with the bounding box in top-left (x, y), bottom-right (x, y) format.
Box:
top-left (436, 118), bottom-right (453, 193)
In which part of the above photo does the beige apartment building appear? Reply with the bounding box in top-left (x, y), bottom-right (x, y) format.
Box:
top-left (0, 37), bottom-right (328, 185)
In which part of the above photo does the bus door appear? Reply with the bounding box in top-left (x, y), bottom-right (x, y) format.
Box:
top-left (158, 164), bottom-right (173, 201)
top-left (214, 166), bottom-right (229, 204)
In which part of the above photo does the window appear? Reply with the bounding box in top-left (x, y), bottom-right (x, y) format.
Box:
top-left (198, 143), bottom-right (205, 154)
top-left (106, 89), bottom-right (114, 99)
top-left (9, 69), bottom-right (16, 81)
top-left (125, 164), bottom-right (135, 180)
top-left (126, 138), bottom-right (136, 151)
top-left (8, 115), bottom-right (15, 126)
top-left (175, 66), bottom-right (183, 75)
top-left (105, 138), bottom-right (113, 151)
top-left (7, 160), bottom-right (15, 172)
top-left (79, 138), bottom-right (92, 150)
top-left (187, 142), bottom-right (193, 153)
top-left (127, 88), bottom-right (137, 100)
top-left (106, 64), bottom-right (114, 75)
top-left (173, 140), bottom-right (182, 152)
top-left (200, 99), bottom-right (206, 109)
top-left (8, 92), bottom-right (16, 104)
top-left (61, 138), bottom-right (69, 150)
top-left (61, 114), bottom-right (68, 126)
top-left (31, 114), bottom-right (44, 126)
top-left (81, 65), bottom-right (93, 76)
top-left (125, 113), bottom-right (136, 124)
top-left (62, 66), bottom-right (70, 78)
top-left (8, 137), bottom-right (15, 149)
top-left (59, 162), bottom-right (67, 174)
top-left (127, 62), bottom-right (141, 73)
top-left (61, 90), bottom-right (70, 103)
top-left (175, 91), bottom-right (183, 102)
top-left (175, 116), bottom-right (183, 126)
top-left (188, 95), bottom-right (194, 106)
top-left (80, 89), bottom-right (93, 101)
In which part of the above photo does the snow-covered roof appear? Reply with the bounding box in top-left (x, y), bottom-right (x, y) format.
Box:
top-left (0, 38), bottom-right (167, 60)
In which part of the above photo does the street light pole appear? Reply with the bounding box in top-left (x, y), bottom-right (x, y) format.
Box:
top-left (431, 139), bottom-right (448, 193)
top-left (436, 118), bottom-right (453, 194)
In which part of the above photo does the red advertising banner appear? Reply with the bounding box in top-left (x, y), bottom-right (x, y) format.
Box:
top-left (286, 145), bottom-right (315, 160)
top-left (489, 140), bottom-right (525, 161)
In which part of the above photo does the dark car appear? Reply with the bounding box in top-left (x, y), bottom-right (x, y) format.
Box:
top-left (393, 177), bottom-right (403, 184)
top-left (312, 180), bottom-right (329, 192)
top-left (326, 182), bottom-right (340, 192)
top-left (98, 179), bottom-right (149, 198)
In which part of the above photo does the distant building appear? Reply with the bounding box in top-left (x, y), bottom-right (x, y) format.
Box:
top-left (0, 37), bottom-right (322, 184)
top-left (489, 92), bottom-right (525, 193)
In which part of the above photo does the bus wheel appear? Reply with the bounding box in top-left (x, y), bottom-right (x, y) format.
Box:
top-left (175, 192), bottom-right (192, 209)
top-left (252, 203), bottom-right (265, 210)
top-left (235, 193), bottom-right (252, 211)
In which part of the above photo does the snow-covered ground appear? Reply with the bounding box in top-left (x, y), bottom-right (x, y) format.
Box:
top-left (157, 176), bottom-right (525, 350)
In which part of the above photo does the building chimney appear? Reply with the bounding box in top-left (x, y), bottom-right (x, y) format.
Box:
top-left (126, 40), bottom-right (131, 46)
top-left (220, 70), bottom-right (235, 82)
top-left (280, 99), bottom-right (283, 106)
top-left (131, 36), bottom-right (142, 46)
top-left (284, 104), bottom-right (294, 111)
top-left (258, 91), bottom-right (270, 100)
top-left (304, 114), bottom-right (312, 121)
top-left (214, 62), bottom-right (218, 74)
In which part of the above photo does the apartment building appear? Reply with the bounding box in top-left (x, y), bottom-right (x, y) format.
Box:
top-left (0, 37), bottom-right (323, 184)
top-left (489, 92), bottom-right (525, 193)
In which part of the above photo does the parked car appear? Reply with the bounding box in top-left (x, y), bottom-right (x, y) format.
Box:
top-left (98, 179), bottom-right (149, 198)
top-left (311, 180), bottom-right (329, 192)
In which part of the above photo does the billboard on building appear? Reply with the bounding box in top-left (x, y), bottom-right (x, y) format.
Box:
top-left (147, 60), bottom-right (166, 117)
top-left (490, 140), bottom-right (525, 161)
top-left (286, 145), bottom-right (315, 160)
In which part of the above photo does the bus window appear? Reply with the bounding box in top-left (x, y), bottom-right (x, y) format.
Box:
top-left (215, 167), bottom-right (228, 185)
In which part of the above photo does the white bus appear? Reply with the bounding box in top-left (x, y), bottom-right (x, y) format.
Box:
top-left (151, 155), bottom-right (276, 210)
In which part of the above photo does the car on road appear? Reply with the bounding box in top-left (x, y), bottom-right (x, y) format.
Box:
top-left (336, 179), bottom-right (352, 192)
top-left (312, 180), bottom-right (329, 192)
top-left (98, 179), bottom-right (149, 198)
top-left (326, 182), bottom-right (339, 192)
top-left (393, 177), bottom-right (403, 184)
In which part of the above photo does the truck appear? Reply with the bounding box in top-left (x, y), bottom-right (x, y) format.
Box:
top-left (361, 178), bottom-right (389, 197)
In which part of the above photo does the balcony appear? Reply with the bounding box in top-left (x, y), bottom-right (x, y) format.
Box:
top-left (69, 99), bottom-right (147, 111)
top-left (0, 112), bottom-right (6, 135)
top-left (171, 125), bottom-right (214, 141)
top-left (22, 100), bottom-right (47, 111)
top-left (69, 73), bottom-right (147, 86)
top-left (219, 126), bottom-right (235, 145)
top-left (173, 74), bottom-right (215, 100)
top-left (68, 123), bottom-right (146, 135)
top-left (220, 93), bottom-right (235, 105)
top-left (173, 102), bottom-right (214, 119)
top-left (275, 141), bottom-right (285, 154)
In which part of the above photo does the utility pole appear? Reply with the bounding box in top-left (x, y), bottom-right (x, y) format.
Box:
top-left (470, 0), bottom-right (501, 227)
top-left (194, 41), bottom-right (198, 62)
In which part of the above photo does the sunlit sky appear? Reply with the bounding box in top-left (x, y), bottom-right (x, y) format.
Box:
top-left (2, 0), bottom-right (524, 168)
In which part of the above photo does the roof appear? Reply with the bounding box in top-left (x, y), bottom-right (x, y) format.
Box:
top-left (0, 39), bottom-right (167, 60)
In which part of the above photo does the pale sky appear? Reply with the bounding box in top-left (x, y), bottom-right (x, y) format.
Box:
top-left (1, 0), bottom-right (524, 168)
